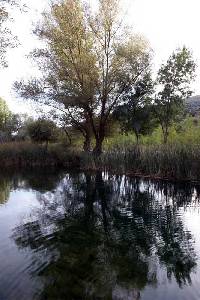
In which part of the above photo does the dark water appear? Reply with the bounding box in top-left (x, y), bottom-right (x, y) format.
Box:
top-left (0, 171), bottom-right (200, 300)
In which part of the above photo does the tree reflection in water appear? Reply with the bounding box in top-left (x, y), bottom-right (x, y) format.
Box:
top-left (12, 172), bottom-right (198, 300)
top-left (0, 175), bottom-right (11, 205)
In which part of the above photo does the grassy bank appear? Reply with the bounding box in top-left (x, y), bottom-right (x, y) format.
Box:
top-left (0, 142), bottom-right (80, 168)
top-left (1, 141), bottom-right (200, 182)
top-left (104, 117), bottom-right (200, 149)
top-left (80, 144), bottom-right (200, 182)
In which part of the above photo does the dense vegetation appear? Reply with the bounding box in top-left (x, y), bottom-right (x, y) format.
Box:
top-left (0, 0), bottom-right (200, 181)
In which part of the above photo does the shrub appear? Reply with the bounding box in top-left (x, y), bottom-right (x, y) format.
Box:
top-left (27, 119), bottom-right (58, 146)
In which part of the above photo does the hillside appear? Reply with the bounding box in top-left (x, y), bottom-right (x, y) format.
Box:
top-left (186, 95), bottom-right (200, 115)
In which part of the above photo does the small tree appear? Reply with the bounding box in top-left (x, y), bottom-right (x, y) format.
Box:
top-left (6, 114), bottom-right (33, 140)
top-left (154, 47), bottom-right (196, 144)
top-left (27, 119), bottom-right (57, 148)
top-left (113, 73), bottom-right (157, 143)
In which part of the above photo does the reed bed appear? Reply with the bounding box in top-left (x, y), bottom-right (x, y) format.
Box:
top-left (80, 144), bottom-right (200, 182)
top-left (1, 142), bottom-right (200, 182)
top-left (0, 142), bottom-right (80, 168)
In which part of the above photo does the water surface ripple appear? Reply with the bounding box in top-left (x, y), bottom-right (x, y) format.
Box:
top-left (0, 171), bottom-right (199, 300)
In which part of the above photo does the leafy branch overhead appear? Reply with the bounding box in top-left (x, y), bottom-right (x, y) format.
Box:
top-left (0, 0), bottom-right (25, 67)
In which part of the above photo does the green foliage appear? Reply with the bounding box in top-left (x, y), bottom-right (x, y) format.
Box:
top-left (27, 118), bottom-right (58, 145)
top-left (1, 115), bottom-right (200, 181)
top-left (15, 0), bottom-right (152, 154)
top-left (154, 47), bottom-right (196, 143)
top-left (113, 73), bottom-right (158, 142)
top-left (0, 142), bottom-right (80, 168)
top-left (0, 97), bottom-right (11, 131)
top-left (0, 99), bottom-right (30, 141)
top-left (104, 116), bottom-right (200, 147)
top-left (80, 143), bottom-right (200, 181)
top-left (104, 133), bottom-right (137, 150)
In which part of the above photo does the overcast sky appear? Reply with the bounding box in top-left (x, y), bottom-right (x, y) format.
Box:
top-left (1, 0), bottom-right (200, 114)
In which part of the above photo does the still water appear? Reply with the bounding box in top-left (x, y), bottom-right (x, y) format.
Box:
top-left (0, 170), bottom-right (200, 300)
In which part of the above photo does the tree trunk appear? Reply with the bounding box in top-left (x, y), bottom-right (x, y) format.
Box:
top-left (45, 140), bottom-right (48, 151)
top-left (135, 131), bottom-right (140, 144)
top-left (83, 132), bottom-right (91, 152)
top-left (64, 129), bottom-right (72, 146)
top-left (162, 126), bottom-right (169, 144)
top-left (82, 114), bottom-right (92, 152)
top-left (93, 136), bottom-right (104, 156)
top-left (92, 117), bottom-right (106, 156)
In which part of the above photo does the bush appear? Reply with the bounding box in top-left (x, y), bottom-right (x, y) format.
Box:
top-left (27, 119), bottom-right (58, 146)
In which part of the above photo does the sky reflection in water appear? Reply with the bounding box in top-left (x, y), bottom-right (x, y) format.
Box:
top-left (0, 170), bottom-right (199, 300)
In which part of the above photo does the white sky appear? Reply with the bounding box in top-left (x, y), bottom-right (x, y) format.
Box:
top-left (0, 0), bottom-right (200, 114)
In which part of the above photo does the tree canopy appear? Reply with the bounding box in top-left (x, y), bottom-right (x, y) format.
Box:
top-left (154, 47), bottom-right (196, 143)
top-left (113, 73), bottom-right (157, 142)
top-left (27, 118), bottom-right (58, 146)
top-left (14, 0), bottom-right (152, 154)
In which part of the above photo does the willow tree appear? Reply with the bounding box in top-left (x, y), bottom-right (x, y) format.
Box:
top-left (88, 2), bottom-right (152, 154)
top-left (15, 0), bottom-right (152, 155)
top-left (15, 0), bottom-right (97, 151)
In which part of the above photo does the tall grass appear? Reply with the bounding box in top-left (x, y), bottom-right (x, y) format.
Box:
top-left (80, 144), bottom-right (200, 182)
top-left (0, 142), bottom-right (80, 168)
top-left (1, 135), bottom-right (200, 182)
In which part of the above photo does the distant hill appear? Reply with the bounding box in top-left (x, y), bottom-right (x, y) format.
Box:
top-left (185, 95), bottom-right (200, 115)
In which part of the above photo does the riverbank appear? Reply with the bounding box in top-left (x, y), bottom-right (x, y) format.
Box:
top-left (80, 144), bottom-right (200, 183)
top-left (0, 142), bottom-right (80, 168)
top-left (1, 142), bottom-right (200, 183)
